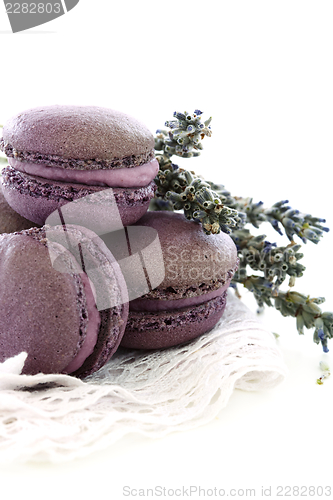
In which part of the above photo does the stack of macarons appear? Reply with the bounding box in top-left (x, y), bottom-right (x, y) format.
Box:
top-left (0, 105), bottom-right (239, 377)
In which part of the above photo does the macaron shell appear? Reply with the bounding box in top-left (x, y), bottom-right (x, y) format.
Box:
top-left (0, 232), bottom-right (86, 374)
top-left (121, 292), bottom-right (227, 349)
top-left (0, 224), bottom-right (129, 377)
top-left (2, 105), bottom-right (154, 161)
top-left (133, 211), bottom-right (239, 299)
top-left (1, 167), bottom-right (156, 226)
top-left (72, 305), bottom-right (128, 378)
top-left (0, 182), bottom-right (38, 234)
top-left (45, 224), bottom-right (129, 378)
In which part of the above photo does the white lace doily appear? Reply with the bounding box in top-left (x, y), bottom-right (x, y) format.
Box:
top-left (0, 292), bottom-right (287, 464)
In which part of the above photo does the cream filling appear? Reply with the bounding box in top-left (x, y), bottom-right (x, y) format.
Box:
top-left (129, 282), bottom-right (230, 313)
top-left (63, 273), bottom-right (101, 374)
top-left (8, 157), bottom-right (159, 188)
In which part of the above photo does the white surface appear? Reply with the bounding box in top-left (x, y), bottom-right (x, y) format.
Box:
top-left (0, 1), bottom-right (332, 497)
top-left (0, 293), bottom-right (287, 464)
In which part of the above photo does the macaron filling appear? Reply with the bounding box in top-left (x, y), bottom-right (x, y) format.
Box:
top-left (129, 281), bottom-right (230, 312)
top-left (8, 157), bottom-right (159, 188)
top-left (62, 272), bottom-right (101, 374)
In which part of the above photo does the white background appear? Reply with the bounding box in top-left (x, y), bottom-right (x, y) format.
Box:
top-left (0, 1), bottom-right (332, 498)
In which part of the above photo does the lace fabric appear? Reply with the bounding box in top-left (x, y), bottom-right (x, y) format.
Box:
top-left (0, 292), bottom-right (287, 464)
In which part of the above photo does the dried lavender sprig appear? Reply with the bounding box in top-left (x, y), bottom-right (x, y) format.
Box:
top-left (153, 162), bottom-right (187, 197)
top-left (203, 183), bottom-right (330, 244)
top-left (155, 110), bottom-right (212, 159)
top-left (154, 160), bottom-right (328, 244)
top-left (218, 194), bottom-right (329, 244)
top-left (153, 111), bottom-right (332, 351)
top-left (231, 270), bottom-right (332, 352)
top-left (230, 274), bottom-right (275, 308)
top-left (231, 229), bottom-right (305, 290)
top-left (264, 201), bottom-right (329, 244)
top-left (166, 170), bottom-right (241, 235)
top-left (154, 162), bottom-right (242, 234)
top-left (230, 226), bottom-right (332, 352)
top-left (275, 291), bottom-right (332, 353)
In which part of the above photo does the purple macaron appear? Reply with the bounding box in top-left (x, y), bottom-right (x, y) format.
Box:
top-left (0, 182), bottom-right (39, 234)
top-left (0, 224), bottom-right (129, 377)
top-left (121, 211), bottom-right (239, 349)
top-left (0, 105), bottom-right (158, 227)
